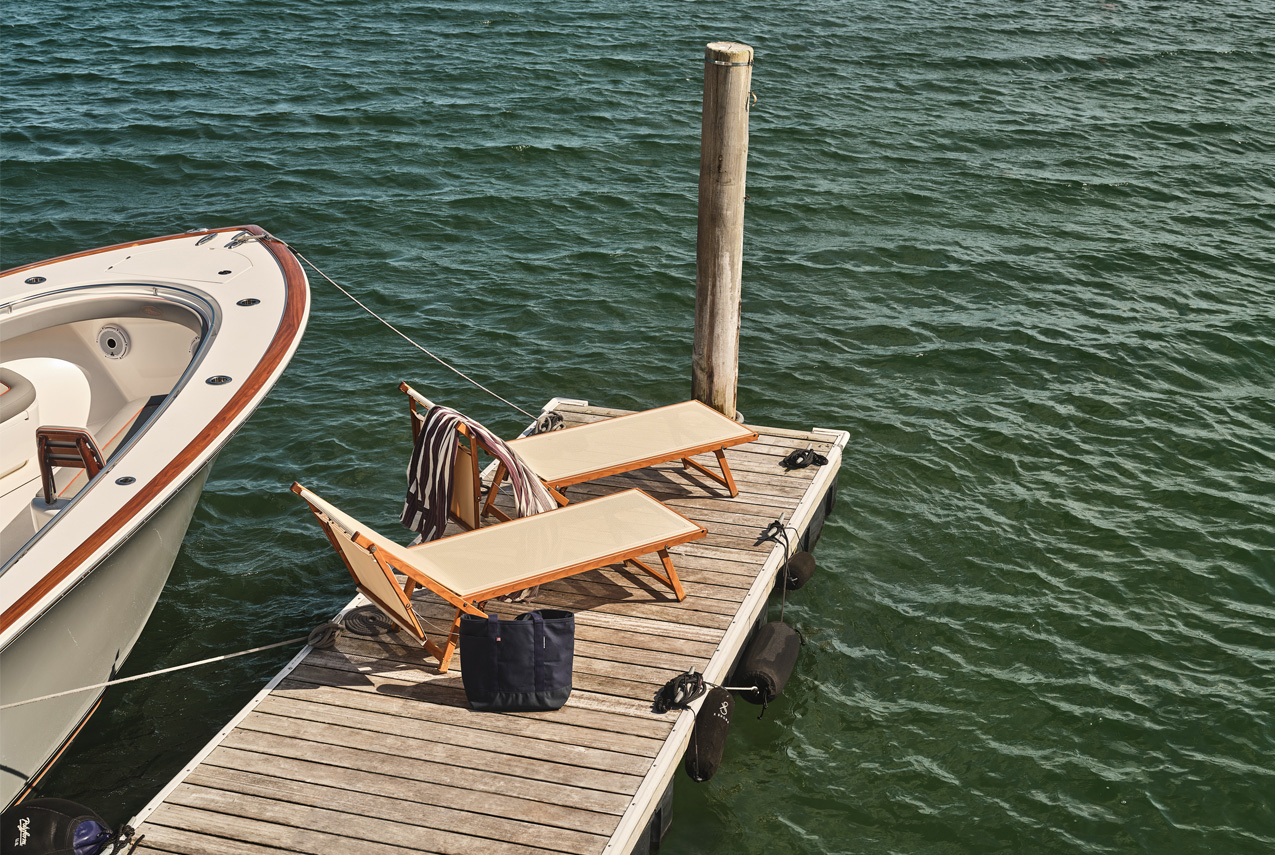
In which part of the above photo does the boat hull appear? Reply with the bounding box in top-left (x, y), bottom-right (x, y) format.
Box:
top-left (0, 463), bottom-right (212, 807)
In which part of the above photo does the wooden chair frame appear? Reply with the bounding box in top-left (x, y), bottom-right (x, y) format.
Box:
top-left (293, 483), bottom-right (705, 673)
top-left (482, 444), bottom-right (740, 517)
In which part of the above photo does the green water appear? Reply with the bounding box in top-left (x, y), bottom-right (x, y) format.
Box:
top-left (3, 1), bottom-right (1273, 852)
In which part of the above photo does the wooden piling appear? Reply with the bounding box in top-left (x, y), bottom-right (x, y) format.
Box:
top-left (693, 41), bottom-right (753, 421)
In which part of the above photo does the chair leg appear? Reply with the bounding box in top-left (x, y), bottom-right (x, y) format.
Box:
top-left (482, 463), bottom-right (509, 519)
top-left (714, 448), bottom-right (739, 497)
top-left (627, 548), bottom-right (687, 601)
top-left (485, 463), bottom-right (566, 516)
top-left (427, 609), bottom-right (465, 673)
top-left (680, 448), bottom-right (740, 497)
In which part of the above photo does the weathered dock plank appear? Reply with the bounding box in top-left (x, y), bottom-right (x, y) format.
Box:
top-left (130, 403), bottom-right (846, 854)
top-left (198, 748), bottom-right (621, 835)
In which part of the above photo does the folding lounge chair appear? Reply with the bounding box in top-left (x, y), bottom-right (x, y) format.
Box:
top-left (292, 483), bottom-right (706, 673)
top-left (399, 384), bottom-right (759, 524)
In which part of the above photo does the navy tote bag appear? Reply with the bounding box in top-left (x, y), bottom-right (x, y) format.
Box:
top-left (459, 609), bottom-right (575, 711)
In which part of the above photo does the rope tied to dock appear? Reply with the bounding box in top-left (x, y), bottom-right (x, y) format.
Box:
top-left (0, 636), bottom-right (309, 710)
top-left (1, 607), bottom-right (445, 710)
top-left (652, 668), bottom-right (708, 713)
top-left (306, 622), bottom-right (344, 649)
top-left (104, 824), bottom-right (139, 855)
top-left (757, 519), bottom-right (797, 623)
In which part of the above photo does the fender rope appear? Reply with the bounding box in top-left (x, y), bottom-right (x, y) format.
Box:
top-left (652, 669), bottom-right (708, 713)
top-left (757, 519), bottom-right (798, 622)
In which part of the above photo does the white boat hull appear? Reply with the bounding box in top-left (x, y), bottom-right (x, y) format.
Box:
top-left (0, 226), bottom-right (309, 808)
top-left (0, 464), bottom-right (210, 803)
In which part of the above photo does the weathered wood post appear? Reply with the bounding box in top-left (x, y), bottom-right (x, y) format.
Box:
top-left (693, 41), bottom-right (753, 420)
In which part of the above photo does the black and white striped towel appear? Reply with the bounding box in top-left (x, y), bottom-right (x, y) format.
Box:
top-left (400, 405), bottom-right (556, 543)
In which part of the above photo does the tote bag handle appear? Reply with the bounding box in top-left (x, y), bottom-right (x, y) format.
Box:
top-left (486, 611), bottom-right (549, 693)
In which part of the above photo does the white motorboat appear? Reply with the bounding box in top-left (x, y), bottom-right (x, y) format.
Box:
top-left (0, 226), bottom-right (309, 808)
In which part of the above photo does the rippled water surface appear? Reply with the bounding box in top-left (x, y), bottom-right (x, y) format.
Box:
top-left (3, 1), bottom-right (1273, 852)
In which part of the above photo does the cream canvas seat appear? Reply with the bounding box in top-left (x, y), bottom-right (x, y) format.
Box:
top-left (399, 384), bottom-right (758, 525)
top-left (292, 483), bottom-right (706, 673)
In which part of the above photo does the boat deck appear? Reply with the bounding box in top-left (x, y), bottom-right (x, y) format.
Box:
top-left (129, 401), bottom-right (846, 855)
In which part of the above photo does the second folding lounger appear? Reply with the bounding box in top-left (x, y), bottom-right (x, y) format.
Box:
top-left (399, 384), bottom-right (759, 519)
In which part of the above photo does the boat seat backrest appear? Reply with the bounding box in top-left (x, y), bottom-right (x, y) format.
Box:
top-left (0, 368), bottom-right (39, 480)
top-left (0, 368), bottom-right (37, 424)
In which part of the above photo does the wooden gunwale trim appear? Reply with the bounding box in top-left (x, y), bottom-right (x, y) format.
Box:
top-left (0, 225), bottom-right (307, 635)
top-left (12, 694), bottom-right (106, 806)
top-left (1, 227), bottom-right (234, 277)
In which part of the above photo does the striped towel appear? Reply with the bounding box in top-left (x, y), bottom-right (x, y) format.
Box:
top-left (400, 405), bottom-right (556, 545)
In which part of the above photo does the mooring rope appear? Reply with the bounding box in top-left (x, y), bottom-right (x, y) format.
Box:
top-left (288, 246), bottom-right (536, 420)
top-left (0, 636), bottom-right (309, 710)
top-left (758, 517), bottom-right (800, 623)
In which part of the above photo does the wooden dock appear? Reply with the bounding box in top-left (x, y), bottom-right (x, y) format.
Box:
top-left (128, 400), bottom-right (846, 855)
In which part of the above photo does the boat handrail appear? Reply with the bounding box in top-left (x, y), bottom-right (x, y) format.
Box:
top-left (36, 426), bottom-right (104, 505)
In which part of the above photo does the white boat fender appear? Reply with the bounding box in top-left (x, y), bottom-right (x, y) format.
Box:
top-left (783, 551), bottom-right (816, 590)
top-left (0, 798), bottom-right (133, 855)
top-left (735, 621), bottom-right (803, 716)
top-left (684, 687), bottom-right (734, 782)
